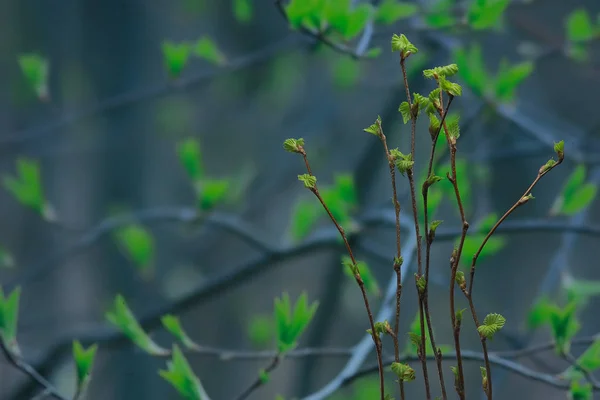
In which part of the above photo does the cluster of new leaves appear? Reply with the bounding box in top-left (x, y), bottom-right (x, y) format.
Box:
top-left (104, 291), bottom-right (317, 398)
top-left (162, 37), bottom-right (226, 78)
top-left (565, 8), bottom-right (600, 62)
top-left (178, 137), bottom-right (231, 211)
top-left (454, 44), bottom-right (534, 102)
top-left (527, 276), bottom-right (600, 399)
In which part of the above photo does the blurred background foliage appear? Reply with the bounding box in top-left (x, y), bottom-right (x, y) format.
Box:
top-left (1, 0), bottom-right (600, 399)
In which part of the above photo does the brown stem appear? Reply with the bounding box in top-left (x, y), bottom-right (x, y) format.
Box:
top-left (465, 157), bottom-right (563, 399)
top-left (420, 91), bottom-right (455, 400)
top-left (376, 120), bottom-right (405, 397)
top-left (400, 53), bottom-right (430, 400)
top-left (299, 150), bottom-right (386, 400)
top-left (436, 90), bottom-right (469, 399)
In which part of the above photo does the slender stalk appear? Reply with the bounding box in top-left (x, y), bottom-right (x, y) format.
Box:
top-left (465, 157), bottom-right (563, 398)
top-left (234, 355), bottom-right (281, 400)
top-left (420, 97), bottom-right (455, 400)
top-left (376, 119), bottom-right (405, 398)
top-left (400, 54), bottom-right (431, 400)
top-left (298, 149), bottom-right (386, 400)
top-left (435, 90), bottom-right (469, 399)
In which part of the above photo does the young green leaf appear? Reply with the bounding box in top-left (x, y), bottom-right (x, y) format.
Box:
top-left (494, 60), bottom-right (534, 103)
top-left (177, 138), bottom-right (204, 182)
top-left (197, 179), bottom-right (230, 210)
top-left (560, 183), bottom-right (597, 216)
top-left (106, 294), bottom-right (168, 356)
top-left (298, 174), bottom-right (317, 189)
top-left (477, 313), bottom-right (506, 339)
top-left (364, 115), bottom-right (382, 136)
top-left (283, 138), bottom-right (305, 153)
top-left (159, 345), bottom-right (206, 400)
top-left (161, 315), bottom-right (200, 350)
top-left (391, 34), bottom-right (418, 57)
top-left (286, 0), bottom-right (326, 30)
top-left (193, 37), bottom-right (226, 66)
top-left (161, 41), bottom-right (191, 78)
top-left (18, 53), bottom-right (49, 100)
top-left (274, 292), bottom-right (319, 353)
top-left (390, 362), bottom-right (416, 381)
top-left (341, 256), bottom-right (380, 296)
top-left (72, 340), bottom-right (98, 397)
top-left (334, 174), bottom-right (358, 210)
top-left (233, 0), bottom-right (253, 23)
top-left (562, 338), bottom-right (600, 380)
top-left (0, 286), bottom-right (21, 353)
top-left (115, 224), bottom-right (154, 274)
top-left (2, 158), bottom-right (54, 220)
top-left (398, 101), bottom-right (411, 124)
top-left (467, 0), bottom-right (510, 30)
top-left (566, 8), bottom-right (596, 42)
top-left (375, 0), bottom-right (418, 25)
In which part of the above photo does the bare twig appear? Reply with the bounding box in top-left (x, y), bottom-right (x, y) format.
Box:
top-left (234, 355), bottom-right (281, 400)
top-left (0, 340), bottom-right (67, 400)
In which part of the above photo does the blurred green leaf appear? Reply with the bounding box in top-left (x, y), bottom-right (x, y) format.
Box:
top-left (115, 225), bottom-right (154, 274)
top-left (2, 158), bottom-right (54, 221)
top-left (161, 41), bottom-right (191, 78)
top-left (342, 256), bottom-right (380, 296)
top-left (177, 138), bottom-right (204, 182)
top-left (162, 315), bottom-right (200, 350)
top-left (494, 60), bottom-right (534, 103)
top-left (106, 294), bottom-right (168, 356)
top-left (159, 345), bottom-right (205, 400)
top-left (233, 0), bottom-right (253, 23)
top-left (247, 314), bottom-right (274, 348)
top-left (341, 4), bottom-right (373, 39)
top-left (0, 286), bottom-right (21, 353)
top-left (563, 338), bottom-right (600, 380)
top-left (331, 56), bottom-right (361, 89)
top-left (333, 174), bottom-right (358, 209)
top-left (72, 340), bottom-right (98, 397)
top-left (18, 53), bottom-right (49, 100)
top-left (274, 292), bottom-right (319, 353)
top-left (552, 165), bottom-right (598, 216)
top-left (566, 8), bottom-right (595, 43)
top-left (569, 380), bottom-right (593, 400)
top-left (459, 234), bottom-right (505, 266)
top-left (454, 45), bottom-right (488, 97)
top-left (375, 0), bottom-right (418, 25)
top-left (527, 297), bottom-right (554, 329)
top-left (197, 179), bottom-right (230, 210)
top-left (285, 0), bottom-right (327, 30)
top-left (0, 247), bottom-right (14, 269)
top-left (424, 0), bottom-right (455, 28)
top-left (193, 37), bottom-right (226, 66)
top-left (290, 198), bottom-right (320, 240)
top-left (467, 0), bottom-right (509, 30)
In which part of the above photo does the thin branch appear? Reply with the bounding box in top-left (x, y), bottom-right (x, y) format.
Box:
top-left (465, 152), bottom-right (563, 399)
top-left (234, 355), bottom-right (281, 400)
top-left (0, 339), bottom-right (68, 400)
